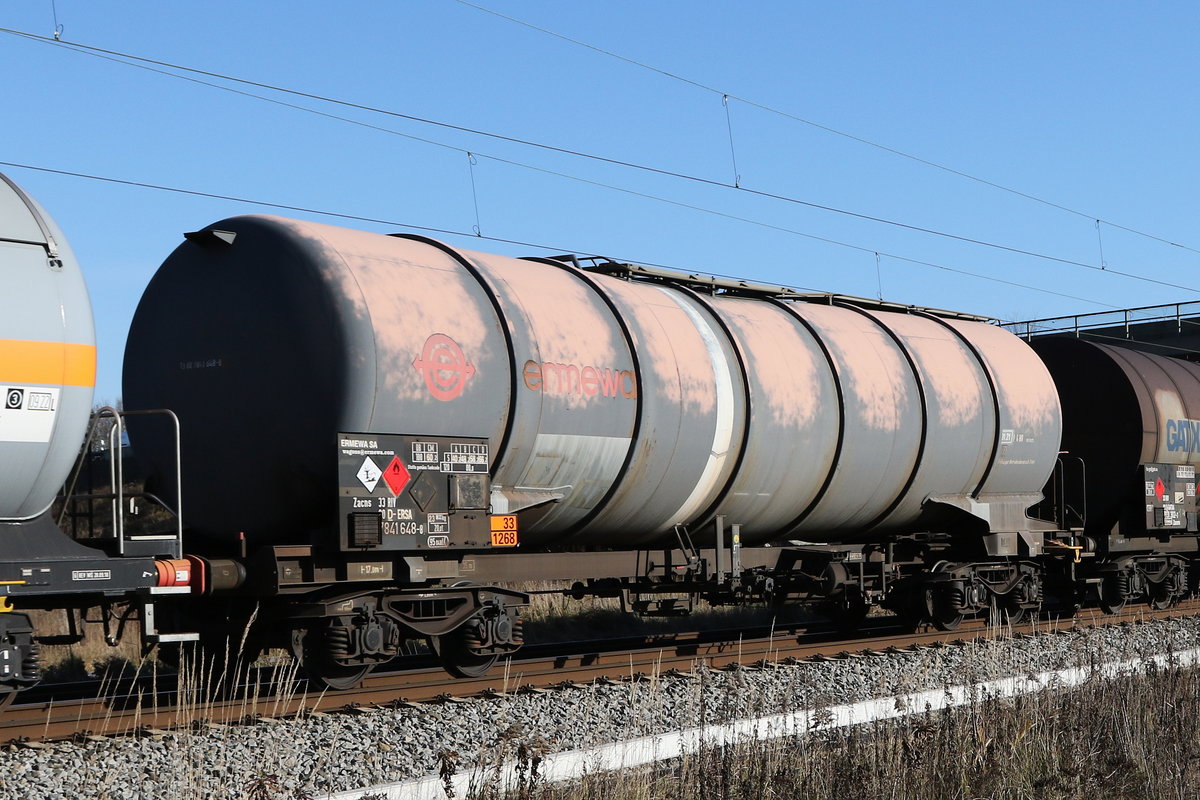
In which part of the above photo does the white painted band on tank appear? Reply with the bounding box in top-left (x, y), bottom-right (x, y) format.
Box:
top-left (659, 288), bottom-right (736, 527)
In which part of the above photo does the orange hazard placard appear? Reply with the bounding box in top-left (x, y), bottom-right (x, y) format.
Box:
top-left (489, 515), bottom-right (518, 547)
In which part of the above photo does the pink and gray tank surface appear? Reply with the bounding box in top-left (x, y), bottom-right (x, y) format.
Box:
top-left (123, 215), bottom-right (1062, 547)
top-left (0, 173), bottom-right (96, 522)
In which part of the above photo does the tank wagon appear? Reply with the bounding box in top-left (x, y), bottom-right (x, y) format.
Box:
top-left (1032, 337), bottom-right (1200, 611)
top-left (0, 173), bottom-right (197, 701)
top-left (116, 214), bottom-right (1100, 686)
top-left (123, 215), bottom-right (1062, 546)
top-left (2, 174), bottom-right (1199, 697)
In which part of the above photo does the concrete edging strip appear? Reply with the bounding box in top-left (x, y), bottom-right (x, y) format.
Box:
top-left (327, 646), bottom-right (1200, 800)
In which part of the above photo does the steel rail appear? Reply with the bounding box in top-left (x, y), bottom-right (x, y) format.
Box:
top-left (2, 602), bottom-right (1196, 745)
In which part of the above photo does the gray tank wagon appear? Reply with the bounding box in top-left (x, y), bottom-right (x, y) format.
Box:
top-left (0, 173), bottom-right (95, 522)
top-left (115, 214), bottom-right (1087, 684)
top-left (124, 215), bottom-right (1061, 549)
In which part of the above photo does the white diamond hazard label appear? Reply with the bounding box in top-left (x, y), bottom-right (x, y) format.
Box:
top-left (357, 457), bottom-right (382, 493)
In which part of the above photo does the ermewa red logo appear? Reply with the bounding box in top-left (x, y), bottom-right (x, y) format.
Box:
top-left (413, 333), bottom-right (475, 402)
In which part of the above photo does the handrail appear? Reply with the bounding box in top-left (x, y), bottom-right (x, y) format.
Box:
top-left (1003, 301), bottom-right (1200, 340)
top-left (91, 407), bottom-right (184, 558)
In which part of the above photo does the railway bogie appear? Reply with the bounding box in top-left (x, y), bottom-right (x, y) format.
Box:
top-left (282, 583), bottom-right (527, 688)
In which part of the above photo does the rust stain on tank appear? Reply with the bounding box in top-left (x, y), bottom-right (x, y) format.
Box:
top-left (469, 250), bottom-right (620, 364)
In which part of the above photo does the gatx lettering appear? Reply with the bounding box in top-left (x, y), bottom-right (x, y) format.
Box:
top-left (1167, 419), bottom-right (1200, 453)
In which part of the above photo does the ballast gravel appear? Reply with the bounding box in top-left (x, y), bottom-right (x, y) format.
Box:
top-left (3, 615), bottom-right (1200, 799)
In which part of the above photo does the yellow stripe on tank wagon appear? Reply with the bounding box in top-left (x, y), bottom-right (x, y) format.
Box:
top-left (0, 339), bottom-right (96, 388)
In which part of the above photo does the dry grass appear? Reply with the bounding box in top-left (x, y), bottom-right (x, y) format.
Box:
top-left (72, 623), bottom-right (323, 799)
top-left (29, 607), bottom-right (145, 681)
top-left (454, 660), bottom-right (1200, 800)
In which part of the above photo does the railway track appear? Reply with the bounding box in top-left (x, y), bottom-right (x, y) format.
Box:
top-left (3, 602), bottom-right (1196, 745)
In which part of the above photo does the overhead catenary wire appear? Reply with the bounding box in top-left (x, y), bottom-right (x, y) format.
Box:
top-left (475, 150), bottom-right (1133, 304)
top-left (0, 31), bottom-right (1150, 306)
top-left (0, 26), bottom-right (1189, 296)
top-left (451, 0), bottom-right (1200, 258)
top-left (1, 31), bottom-right (1018, 290)
top-left (6, 33), bottom-right (930, 275)
top-left (0, 159), bottom-right (1115, 309)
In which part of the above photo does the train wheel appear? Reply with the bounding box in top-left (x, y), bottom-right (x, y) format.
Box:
top-left (986, 599), bottom-right (1020, 627)
top-left (307, 661), bottom-right (373, 691)
top-left (1148, 594), bottom-right (1173, 611)
top-left (1004, 603), bottom-right (1028, 625)
top-left (289, 627), bottom-right (374, 691)
top-left (1148, 583), bottom-right (1176, 611)
top-left (927, 585), bottom-right (965, 631)
top-left (996, 591), bottom-right (1034, 625)
top-left (1148, 565), bottom-right (1186, 611)
top-left (931, 608), bottom-right (964, 631)
top-left (429, 627), bottom-right (498, 679)
top-left (921, 591), bottom-right (964, 631)
top-left (1098, 576), bottom-right (1128, 615)
top-left (1098, 597), bottom-right (1127, 615)
top-left (892, 587), bottom-right (937, 631)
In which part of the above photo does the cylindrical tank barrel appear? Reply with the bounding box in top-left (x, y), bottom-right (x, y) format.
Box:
top-left (123, 215), bottom-right (1060, 547)
top-left (1033, 337), bottom-right (1200, 533)
top-left (0, 173), bottom-right (96, 521)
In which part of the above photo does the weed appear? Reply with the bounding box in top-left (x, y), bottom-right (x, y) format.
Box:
top-left (439, 748), bottom-right (462, 798)
top-left (451, 658), bottom-right (1200, 800)
top-left (242, 773), bottom-right (282, 800)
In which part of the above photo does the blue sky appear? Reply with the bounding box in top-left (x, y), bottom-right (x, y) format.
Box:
top-left (3, 1), bottom-right (1198, 401)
